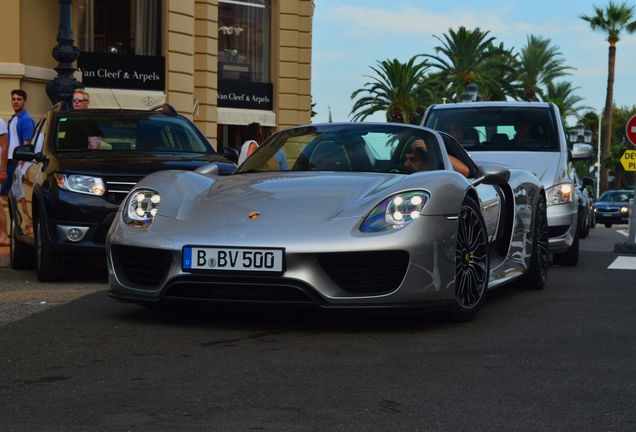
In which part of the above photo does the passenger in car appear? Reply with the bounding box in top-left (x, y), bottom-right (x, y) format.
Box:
top-left (71, 89), bottom-right (103, 149)
top-left (406, 139), bottom-right (470, 178)
top-left (402, 140), bottom-right (430, 172)
top-left (512, 116), bottom-right (541, 143)
top-left (449, 120), bottom-right (479, 145)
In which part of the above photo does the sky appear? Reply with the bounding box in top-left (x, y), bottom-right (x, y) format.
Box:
top-left (310, 0), bottom-right (636, 126)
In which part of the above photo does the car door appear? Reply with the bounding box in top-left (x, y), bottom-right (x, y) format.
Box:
top-left (13, 116), bottom-right (48, 239)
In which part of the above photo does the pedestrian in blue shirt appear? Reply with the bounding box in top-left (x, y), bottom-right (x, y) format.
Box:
top-left (1, 89), bottom-right (36, 197)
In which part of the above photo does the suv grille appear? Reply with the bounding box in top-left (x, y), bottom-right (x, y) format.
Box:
top-left (103, 176), bottom-right (144, 204)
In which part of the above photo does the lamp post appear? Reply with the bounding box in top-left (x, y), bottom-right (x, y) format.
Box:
top-left (460, 82), bottom-right (482, 102)
top-left (568, 123), bottom-right (595, 194)
top-left (597, 115), bottom-right (601, 199)
top-left (46, 0), bottom-right (84, 106)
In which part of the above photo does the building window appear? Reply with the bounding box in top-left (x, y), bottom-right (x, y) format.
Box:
top-left (77, 0), bottom-right (162, 56)
top-left (218, 0), bottom-right (270, 83)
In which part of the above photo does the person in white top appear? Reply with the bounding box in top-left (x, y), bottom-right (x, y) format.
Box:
top-left (238, 122), bottom-right (263, 165)
top-left (0, 118), bottom-right (9, 245)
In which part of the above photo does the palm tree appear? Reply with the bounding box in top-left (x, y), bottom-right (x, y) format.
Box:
top-left (580, 1), bottom-right (636, 192)
top-left (514, 35), bottom-right (574, 102)
top-left (424, 26), bottom-right (516, 101)
top-left (349, 56), bottom-right (437, 123)
top-left (542, 81), bottom-right (593, 126)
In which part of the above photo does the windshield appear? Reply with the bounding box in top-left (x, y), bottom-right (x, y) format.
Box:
top-left (234, 124), bottom-right (444, 174)
top-left (598, 191), bottom-right (633, 202)
top-left (54, 113), bottom-right (215, 153)
top-left (424, 105), bottom-right (559, 152)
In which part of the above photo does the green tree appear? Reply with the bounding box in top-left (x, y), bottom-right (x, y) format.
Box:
top-left (514, 35), bottom-right (574, 102)
top-left (580, 1), bottom-right (636, 192)
top-left (349, 56), bottom-right (438, 123)
top-left (542, 81), bottom-right (594, 126)
top-left (424, 26), bottom-right (516, 101)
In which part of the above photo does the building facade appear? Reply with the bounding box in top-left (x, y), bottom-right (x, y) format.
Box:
top-left (0, 0), bottom-right (313, 150)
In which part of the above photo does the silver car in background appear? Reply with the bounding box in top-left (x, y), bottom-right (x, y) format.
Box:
top-left (422, 101), bottom-right (594, 266)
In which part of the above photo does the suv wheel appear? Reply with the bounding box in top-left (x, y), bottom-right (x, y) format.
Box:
top-left (35, 213), bottom-right (64, 282)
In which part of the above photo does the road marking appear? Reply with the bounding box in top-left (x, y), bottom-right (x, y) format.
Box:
top-left (608, 256), bottom-right (636, 270)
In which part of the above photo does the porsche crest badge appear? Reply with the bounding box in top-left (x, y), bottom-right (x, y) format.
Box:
top-left (248, 212), bottom-right (261, 219)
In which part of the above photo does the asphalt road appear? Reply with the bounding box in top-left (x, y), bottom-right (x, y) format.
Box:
top-left (1, 226), bottom-right (635, 431)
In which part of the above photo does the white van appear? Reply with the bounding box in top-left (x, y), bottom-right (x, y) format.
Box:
top-left (421, 101), bottom-right (594, 265)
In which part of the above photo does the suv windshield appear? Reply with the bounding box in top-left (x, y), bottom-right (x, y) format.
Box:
top-left (424, 106), bottom-right (559, 152)
top-left (54, 113), bottom-right (214, 153)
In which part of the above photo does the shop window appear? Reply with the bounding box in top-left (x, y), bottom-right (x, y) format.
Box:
top-left (77, 0), bottom-right (162, 56)
top-left (218, 0), bottom-right (270, 83)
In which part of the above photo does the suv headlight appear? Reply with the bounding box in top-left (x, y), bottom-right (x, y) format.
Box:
top-left (546, 183), bottom-right (573, 206)
top-left (123, 189), bottom-right (161, 228)
top-left (56, 174), bottom-right (105, 196)
top-left (360, 191), bottom-right (429, 232)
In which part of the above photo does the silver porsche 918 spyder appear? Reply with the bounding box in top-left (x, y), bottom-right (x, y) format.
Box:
top-left (106, 123), bottom-right (548, 322)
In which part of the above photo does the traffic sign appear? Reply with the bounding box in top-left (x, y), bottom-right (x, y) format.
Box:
top-left (627, 114), bottom-right (636, 146)
top-left (620, 149), bottom-right (636, 171)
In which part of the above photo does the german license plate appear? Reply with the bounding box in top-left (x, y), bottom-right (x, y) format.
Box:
top-left (183, 246), bottom-right (285, 273)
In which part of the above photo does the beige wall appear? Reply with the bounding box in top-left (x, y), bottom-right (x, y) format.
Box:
top-left (0, 0), bottom-right (73, 121)
top-left (276, 0), bottom-right (313, 129)
top-left (193, 0), bottom-right (219, 143)
top-left (0, 0), bottom-right (314, 143)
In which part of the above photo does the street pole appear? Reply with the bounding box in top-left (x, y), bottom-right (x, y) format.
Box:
top-left (597, 115), bottom-right (601, 199)
top-left (46, 0), bottom-right (84, 105)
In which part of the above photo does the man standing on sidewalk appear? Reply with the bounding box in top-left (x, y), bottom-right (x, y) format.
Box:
top-left (1, 90), bottom-right (35, 246)
top-left (1, 90), bottom-right (35, 194)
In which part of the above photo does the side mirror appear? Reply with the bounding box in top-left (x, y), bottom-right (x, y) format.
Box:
top-left (473, 163), bottom-right (510, 186)
top-left (219, 146), bottom-right (239, 163)
top-left (582, 176), bottom-right (595, 188)
top-left (13, 144), bottom-right (45, 163)
top-left (571, 143), bottom-right (594, 161)
top-left (195, 162), bottom-right (220, 176)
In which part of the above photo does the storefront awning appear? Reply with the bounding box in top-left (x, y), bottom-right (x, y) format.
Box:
top-left (217, 107), bottom-right (276, 127)
top-left (87, 88), bottom-right (166, 110)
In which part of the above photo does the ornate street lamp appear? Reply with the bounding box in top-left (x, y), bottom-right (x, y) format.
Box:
top-left (46, 0), bottom-right (84, 105)
top-left (569, 122), bottom-right (598, 197)
top-left (568, 123), bottom-right (593, 145)
top-left (460, 82), bottom-right (482, 102)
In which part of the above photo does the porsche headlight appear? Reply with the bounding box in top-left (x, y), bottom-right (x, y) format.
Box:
top-left (360, 191), bottom-right (429, 232)
top-left (546, 183), bottom-right (573, 206)
top-left (56, 174), bottom-right (105, 196)
top-left (123, 189), bottom-right (161, 228)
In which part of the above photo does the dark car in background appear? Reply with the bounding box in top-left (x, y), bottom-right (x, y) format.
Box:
top-left (593, 190), bottom-right (634, 228)
top-left (8, 102), bottom-right (236, 282)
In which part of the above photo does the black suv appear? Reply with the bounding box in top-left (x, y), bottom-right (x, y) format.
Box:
top-left (9, 102), bottom-right (236, 281)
